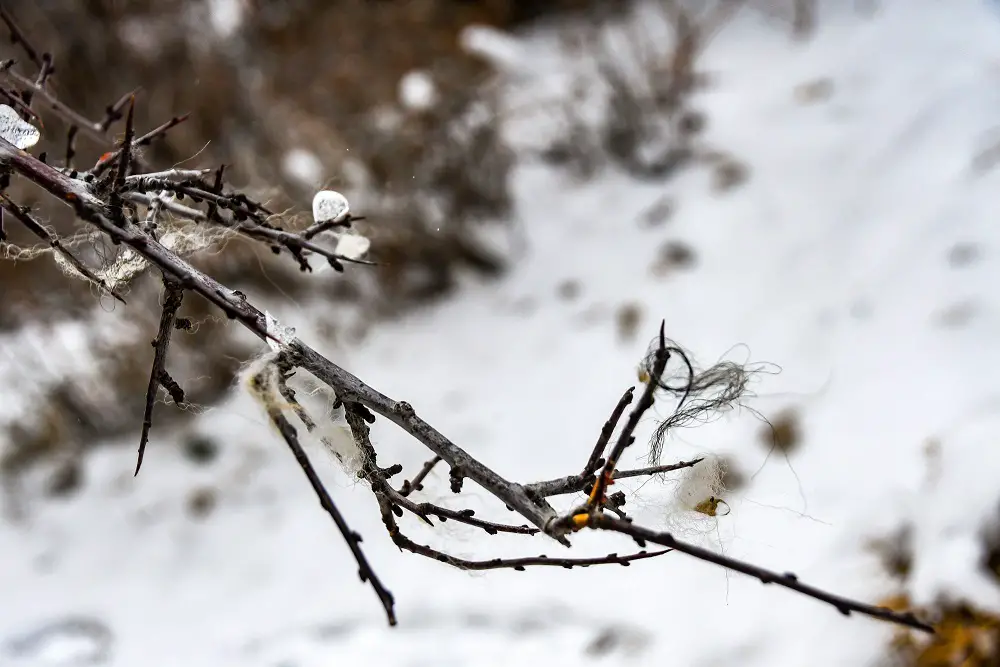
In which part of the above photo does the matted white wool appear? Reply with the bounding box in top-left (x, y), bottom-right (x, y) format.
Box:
top-left (333, 233), bottom-right (371, 261)
top-left (242, 348), bottom-right (365, 476)
top-left (662, 453), bottom-right (731, 538)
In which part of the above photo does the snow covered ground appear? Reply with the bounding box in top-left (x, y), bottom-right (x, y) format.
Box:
top-left (4, 0), bottom-right (1000, 665)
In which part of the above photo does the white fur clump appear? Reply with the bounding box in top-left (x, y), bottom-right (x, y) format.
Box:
top-left (333, 233), bottom-right (371, 261)
top-left (663, 453), bottom-right (730, 538)
top-left (49, 209), bottom-right (231, 293)
top-left (242, 350), bottom-right (365, 476)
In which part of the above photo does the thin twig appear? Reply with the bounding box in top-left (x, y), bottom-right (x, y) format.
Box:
top-left (612, 458), bottom-right (703, 480)
top-left (0, 193), bottom-right (126, 303)
top-left (134, 277), bottom-right (184, 476)
top-left (91, 113), bottom-right (190, 175)
top-left (399, 456), bottom-right (442, 497)
top-left (593, 514), bottom-right (934, 633)
top-left (378, 494), bottom-right (669, 571)
top-left (250, 365), bottom-right (397, 626)
top-left (525, 457), bottom-right (703, 498)
top-left (0, 64), bottom-right (105, 142)
top-left (588, 322), bottom-right (669, 509)
top-left (583, 387), bottom-right (634, 478)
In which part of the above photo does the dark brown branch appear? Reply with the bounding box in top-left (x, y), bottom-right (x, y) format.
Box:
top-left (64, 125), bottom-right (78, 169)
top-left (250, 366), bottom-right (396, 626)
top-left (91, 113), bottom-right (190, 175)
top-left (100, 90), bottom-right (138, 133)
top-left (114, 97), bottom-right (135, 190)
top-left (0, 193), bottom-right (126, 304)
top-left (582, 387), bottom-right (634, 478)
top-left (612, 457), bottom-right (703, 480)
top-left (593, 514), bottom-right (934, 633)
top-left (399, 456), bottom-right (442, 497)
top-left (588, 322), bottom-right (669, 508)
top-left (377, 495), bottom-right (669, 571)
top-left (134, 276), bottom-right (184, 476)
top-left (525, 457), bottom-right (704, 498)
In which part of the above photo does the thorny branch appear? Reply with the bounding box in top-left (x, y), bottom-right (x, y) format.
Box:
top-left (134, 277), bottom-right (184, 476)
top-left (0, 14), bottom-right (934, 636)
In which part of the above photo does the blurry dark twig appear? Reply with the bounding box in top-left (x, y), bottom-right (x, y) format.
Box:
top-left (134, 277), bottom-right (184, 476)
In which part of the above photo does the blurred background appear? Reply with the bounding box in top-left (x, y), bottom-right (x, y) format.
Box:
top-left (2, 0), bottom-right (1000, 665)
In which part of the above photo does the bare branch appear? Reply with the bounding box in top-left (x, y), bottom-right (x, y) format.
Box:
top-left (250, 363), bottom-right (396, 626)
top-left (592, 514), bottom-right (934, 633)
top-left (582, 387), bottom-right (634, 478)
top-left (525, 457), bottom-right (703, 498)
top-left (377, 494), bottom-right (670, 572)
top-left (0, 62), bottom-right (106, 142)
top-left (587, 322), bottom-right (669, 509)
top-left (399, 456), bottom-right (442, 497)
top-left (134, 277), bottom-right (184, 476)
top-left (0, 192), bottom-right (126, 303)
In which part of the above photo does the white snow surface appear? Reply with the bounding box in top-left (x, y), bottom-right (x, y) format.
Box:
top-left (5, 1), bottom-right (1000, 665)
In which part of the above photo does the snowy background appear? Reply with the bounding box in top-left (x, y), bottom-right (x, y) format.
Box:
top-left (3, 0), bottom-right (1000, 665)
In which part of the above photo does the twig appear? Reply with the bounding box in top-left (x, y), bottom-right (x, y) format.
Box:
top-left (100, 90), bottom-right (138, 133)
top-left (64, 125), bottom-right (78, 169)
top-left (399, 456), bottom-right (442, 496)
top-left (250, 364), bottom-right (397, 626)
top-left (587, 322), bottom-right (669, 509)
top-left (582, 387), bottom-right (634, 478)
top-left (91, 114), bottom-right (190, 175)
top-left (134, 277), bottom-right (184, 476)
top-left (525, 457), bottom-right (703, 498)
top-left (593, 514), bottom-right (934, 633)
top-left (122, 184), bottom-right (372, 270)
top-left (0, 64), bottom-right (106, 142)
top-left (612, 458), bottom-right (703, 480)
top-left (0, 192), bottom-right (126, 303)
top-left (110, 96), bottom-right (135, 217)
top-left (377, 494), bottom-right (669, 571)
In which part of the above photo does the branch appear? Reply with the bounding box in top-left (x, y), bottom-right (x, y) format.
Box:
top-left (0, 192), bottom-right (126, 304)
top-left (587, 323), bottom-right (670, 509)
top-left (0, 132), bottom-right (933, 634)
top-left (0, 62), bottom-right (106, 142)
top-left (525, 457), bottom-right (703, 498)
top-left (399, 456), bottom-right (442, 497)
top-left (592, 514), bottom-right (934, 633)
top-left (249, 363), bottom-right (396, 626)
top-left (134, 276), bottom-right (184, 476)
top-left (376, 494), bottom-right (670, 571)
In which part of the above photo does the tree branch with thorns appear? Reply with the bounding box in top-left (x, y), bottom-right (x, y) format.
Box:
top-left (0, 9), bottom-right (932, 635)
